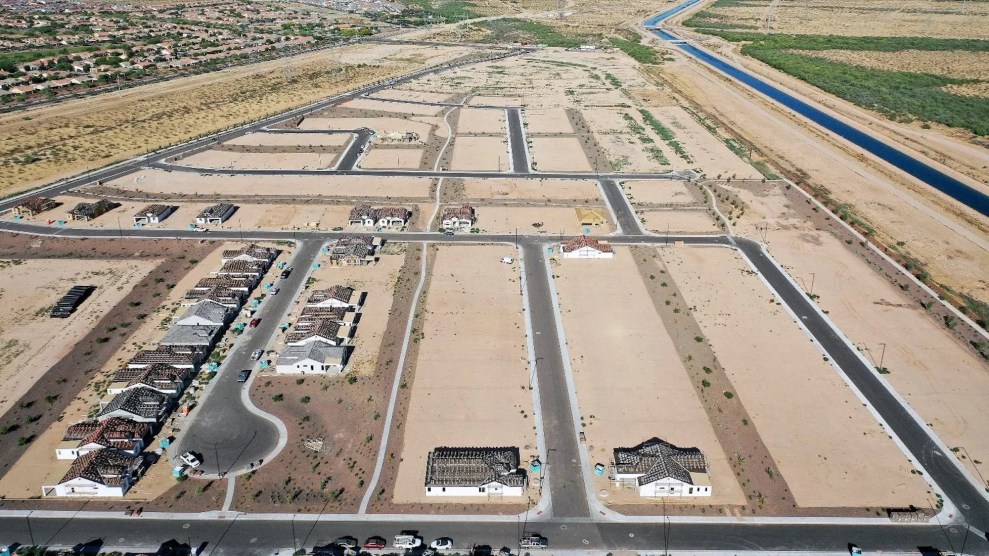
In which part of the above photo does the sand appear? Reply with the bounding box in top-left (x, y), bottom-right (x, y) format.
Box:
top-left (180, 150), bottom-right (335, 170)
top-left (449, 136), bottom-right (509, 171)
top-left (341, 97), bottom-right (445, 116)
top-left (530, 137), bottom-right (593, 172)
top-left (359, 148), bottom-right (425, 170)
top-left (469, 95), bottom-right (522, 107)
top-left (0, 259), bottom-right (157, 417)
top-left (474, 206), bottom-right (613, 235)
top-left (623, 180), bottom-right (699, 205)
top-left (553, 247), bottom-right (746, 506)
top-left (764, 230), bottom-right (989, 487)
top-left (224, 132), bottom-right (353, 147)
top-left (648, 106), bottom-right (760, 179)
top-left (662, 246), bottom-right (931, 508)
top-left (298, 117), bottom-right (443, 139)
top-left (371, 89), bottom-right (454, 104)
top-left (392, 245), bottom-right (537, 504)
top-left (102, 168), bottom-right (434, 199)
top-left (641, 209), bottom-right (720, 233)
top-left (524, 108), bottom-right (574, 134)
top-left (456, 108), bottom-right (507, 135)
top-left (463, 178), bottom-right (602, 201)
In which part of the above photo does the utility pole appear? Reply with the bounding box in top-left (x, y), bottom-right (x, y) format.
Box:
top-left (878, 342), bottom-right (887, 372)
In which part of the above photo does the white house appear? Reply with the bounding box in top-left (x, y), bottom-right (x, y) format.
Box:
top-left (560, 235), bottom-right (614, 259)
top-left (441, 204), bottom-right (476, 230)
top-left (45, 449), bottom-right (139, 497)
top-left (612, 438), bottom-right (712, 498)
top-left (195, 203), bottom-right (237, 225)
top-left (56, 418), bottom-right (150, 460)
top-left (307, 286), bottom-right (365, 310)
top-left (175, 299), bottom-right (232, 327)
top-left (132, 204), bottom-right (175, 225)
top-left (275, 340), bottom-right (349, 374)
top-left (424, 447), bottom-right (527, 497)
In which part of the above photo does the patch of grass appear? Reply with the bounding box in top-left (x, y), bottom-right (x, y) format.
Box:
top-left (403, 0), bottom-right (479, 23)
top-left (604, 72), bottom-right (622, 88)
top-left (609, 36), bottom-right (660, 64)
top-left (476, 18), bottom-right (587, 48)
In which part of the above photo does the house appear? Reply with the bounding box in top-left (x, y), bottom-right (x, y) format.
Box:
top-left (560, 235), bottom-right (614, 259)
top-left (328, 236), bottom-right (377, 267)
top-left (575, 207), bottom-right (607, 227)
top-left (286, 319), bottom-right (354, 346)
top-left (107, 364), bottom-right (190, 398)
top-left (12, 196), bottom-right (58, 217)
top-left (195, 203), bottom-right (237, 225)
top-left (424, 447), bottom-right (528, 497)
top-left (215, 260), bottom-right (265, 279)
top-left (441, 204), bottom-right (476, 230)
top-left (348, 204), bottom-right (410, 228)
top-left (611, 438), bottom-right (712, 497)
top-left (132, 204), bottom-right (175, 225)
top-left (175, 299), bottom-right (232, 327)
top-left (191, 276), bottom-right (253, 292)
top-left (307, 285), bottom-right (365, 310)
top-left (128, 346), bottom-right (203, 369)
top-left (221, 244), bottom-right (277, 266)
top-left (68, 199), bottom-right (119, 221)
top-left (182, 286), bottom-right (244, 308)
top-left (45, 449), bottom-right (139, 497)
top-left (98, 387), bottom-right (172, 424)
top-left (160, 324), bottom-right (222, 348)
top-left (298, 306), bottom-right (358, 326)
top-left (56, 418), bottom-right (150, 460)
top-left (275, 340), bottom-right (349, 374)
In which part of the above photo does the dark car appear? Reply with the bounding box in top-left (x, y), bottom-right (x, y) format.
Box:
top-left (237, 369), bottom-right (251, 383)
top-left (280, 267), bottom-right (293, 279)
top-left (249, 317), bottom-right (261, 328)
top-left (334, 536), bottom-right (358, 548)
top-left (363, 537), bottom-right (387, 550)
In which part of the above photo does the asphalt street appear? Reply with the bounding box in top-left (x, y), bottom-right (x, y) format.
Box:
top-left (521, 243), bottom-right (587, 518)
top-left (170, 240), bottom-right (324, 476)
top-left (598, 179), bottom-right (643, 234)
top-left (1, 515), bottom-right (981, 555)
top-left (335, 129), bottom-right (375, 172)
top-left (506, 108), bottom-right (530, 174)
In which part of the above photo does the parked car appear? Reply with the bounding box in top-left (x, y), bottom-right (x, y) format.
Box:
top-left (334, 536), bottom-right (358, 548)
top-left (237, 369), bottom-right (251, 383)
top-left (430, 538), bottom-right (454, 550)
top-left (251, 349), bottom-right (263, 361)
top-left (393, 535), bottom-right (422, 549)
top-left (444, 231), bottom-right (455, 236)
top-left (280, 267), bottom-right (293, 279)
top-left (249, 317), bottom-right (261, 328)
top-left (519, 535), bottom-right (547, 550)
top-left (363, 537), bottom-right (387, 549)
top-left (180, 451), bottom-right (202, 468)
top-left (270, 287), bottom-right (279, 295)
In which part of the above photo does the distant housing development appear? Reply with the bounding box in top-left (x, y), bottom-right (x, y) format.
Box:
top-left (612, 438), bottom-right (712, 497)
top-left (425, 447), bottom-right (528, 497)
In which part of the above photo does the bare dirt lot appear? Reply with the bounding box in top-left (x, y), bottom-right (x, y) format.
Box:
top-left (463, 178), bottom-right (602, 202)
top-left (224, 133), bottom-right (353, 147)
top-left (0, 259), bottom-right (157, 417)
top-left (641, 209), bottom-right (720, 233)
top-left (553, 247), bottom-right (745, 507)
top-left (180, 150), bottom-right (335, 170)
top-left (449, 136), bottom-right (509, 171)
top-left (530, 137), bottom-right (593, 172)
top-left (391, 245), bottom-right (538, 506)
top-left (475, 206), bottom-right (613, 236)
top-left (359, 148), bottom-right (425, 170)
top-left (457, 108), bottom-right (507, 135)
top-left (662, 246), bottom-right (932, 509)
top-left (299, 117), bottom-right (443, 139)
top-left (623, 180), bottom-right (700, 205)
top-left (524, 108), bottom-right (574, 134)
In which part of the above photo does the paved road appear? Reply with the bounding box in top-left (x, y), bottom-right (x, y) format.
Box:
top-left (2, 515), bottom-right (981, 555)
top-left (170, 241), bottom-right (324, 477)
top-left (598, 179), bottom-right (643, 234)
top-left (506, 107), bottom-right (530, 174)
top-left (147, 161), bottom-right (691, 181)
top-left (334, 129), bottom-right (375, 171)
top-left (521, 243), bottom-right (587, 518)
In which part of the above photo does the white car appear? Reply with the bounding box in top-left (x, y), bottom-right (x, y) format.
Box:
top-left (251, 349), bottom-right (264, 361)
top-left (393, 535), bottom-right (422, 549)
top-left (270, 287), bottom-right (279, 295)
top-left (430, 538), bottom-right (453, 550)
top-left (180, 451), bottom-right (202, 468)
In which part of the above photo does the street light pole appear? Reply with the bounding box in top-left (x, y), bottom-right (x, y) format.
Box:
top-left (809, 272), bottom-right (816, 297)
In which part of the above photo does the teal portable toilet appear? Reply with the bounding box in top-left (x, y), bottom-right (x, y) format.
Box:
top-left (594, 463), bottom-right (606, 476)
top-left (529, 459), bottom-right (541, 472)
top-left (209, 362), bottom-right (219, 372)
top-left (188, 223), bottom-right (196, 230)
top-left (312, 263), bottom-right (320, 270)
top-left (260, 360), bottom-right (269, 369)
top-left (160, 438), bottom-right (171, 449)
top-left (547, 247), bottom-right (553, 254)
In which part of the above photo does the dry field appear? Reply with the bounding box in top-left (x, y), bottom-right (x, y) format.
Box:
top-left (474, 205), bottom-right (613, 235)
top-left (679, 0), bottom-right (989, 39)
top-left (180, 150), bottom-right (336, 170)
top-left (0, 43), bottom-right (467, 197)
top-left (391, 245), bottom-right (538, 505)
top-left (99, 169), bottom-right (434, 200)
top-left (641, 209), bottom-right (720, 233)
top-left (342, 97), bottom-right (445, 116)
top-left (623, 180), bottom-right (700, 205)
top-left (457, 108), bottom-right (507, 135)
top-left (662, 246), bottom-right (932, 509)
top-left (359, 148), bottom-right (425, 170)
top-left (552, 248), bottom-right (745, 507)
top-left (463, 178), bottom-right (602, 202)
top-left (371, 89), bottom-right (454, 104)
top-left (0, 259), bottom-right (157, 417)
top-left (530, 137), bottom-right (593, 172)
top-left (524, 108), bottom-right (574, 134)
top-left (224, 132), bottom-right (353, 148)
top-left (449, 136), bottom-right (509, 171)
top-left (758, 229), bottom-right (989, 488)
top-left (298, 116), bottom-right (444, 139)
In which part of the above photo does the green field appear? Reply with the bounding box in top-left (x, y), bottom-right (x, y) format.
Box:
top-left (476, 19), bottom-right (594, 48)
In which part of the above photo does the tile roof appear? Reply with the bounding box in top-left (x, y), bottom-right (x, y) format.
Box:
top-left (99, 387), bottom-right (171, 421)
top-left (198, 203), bottom-right (236, 219)
top-left (286, 319), bottom-right (343, 344)
top-left (58, 448), bottom-right (136, 487)
top-left (278, 340), bottom-right (348, 367)
top-left (69, 199), bottom-right (119, 219)
top-left (63, 418), bottom-right (150, 452)
top-left (441, 204), bottom-right (475, 221)
top-left (613, 438), bottom-right (708, 486)
top-left (349, 203), bottom-right (375, 221)
top-left (561, 235), bottom-right (613, 253)
top-left (160, 324), bottom-right (222, 346)
top-left (177, 299), bottom-right (230, 325)
top-left (221, 243), bottom-right (277, 261)
top-left (15, 196), bottom-right (57, 213)
top-left (307, 286), bottom-right (355, 305)
top-left (112, 363), bottom-right (189, 391)
top-left (134, 204), bottom-right (172, 218)
top-left (425, 447), bottom-right (527, 488)
top-left (129, 346), bottom-right (202, 366)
